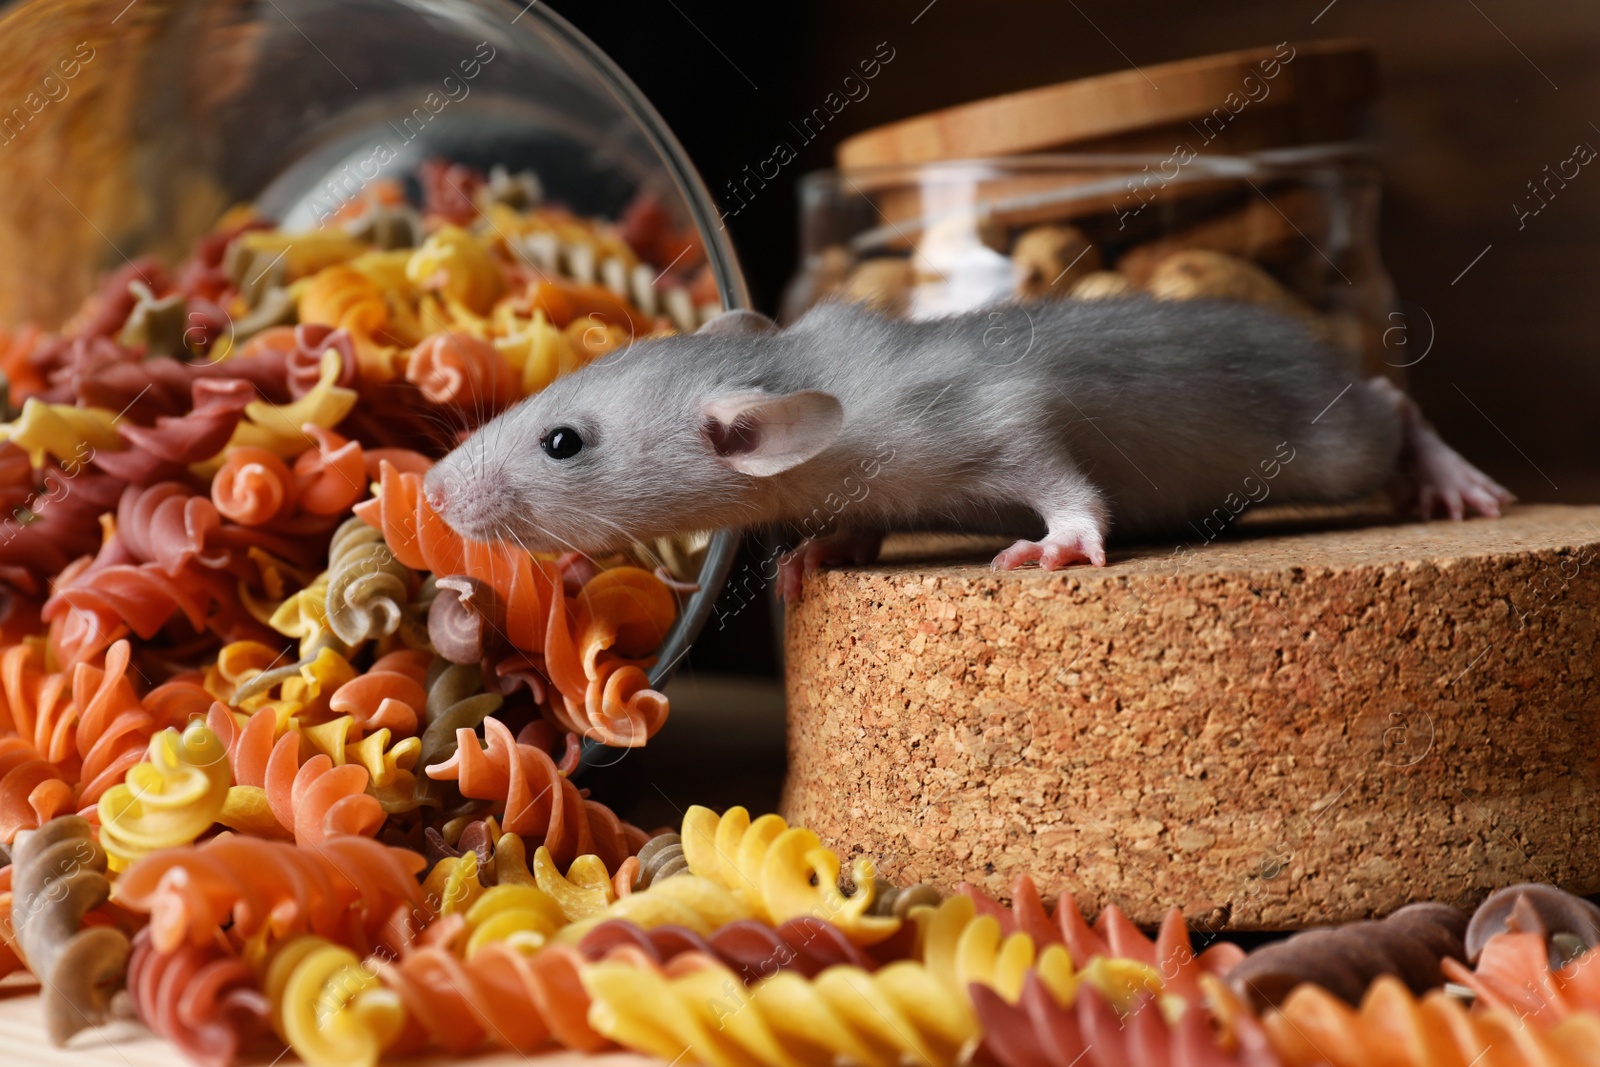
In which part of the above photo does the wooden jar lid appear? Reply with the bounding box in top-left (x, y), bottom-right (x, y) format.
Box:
top-left (836, 39), bottom-right (1378, 168)
top-left (782, 505), bottom-right (1600, 929)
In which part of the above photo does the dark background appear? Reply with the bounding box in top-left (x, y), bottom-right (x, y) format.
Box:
top-left (548, 0), bottom-right (1600, 824)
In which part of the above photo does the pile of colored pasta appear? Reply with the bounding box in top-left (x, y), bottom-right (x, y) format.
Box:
top-left (3, 160), bottom-right (1600, 1067)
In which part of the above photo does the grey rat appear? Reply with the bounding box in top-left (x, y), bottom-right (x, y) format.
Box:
top-left (426, 297), bottom-right (1513, 594)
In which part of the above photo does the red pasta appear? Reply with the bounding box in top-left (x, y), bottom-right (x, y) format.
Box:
top-left (93, 378), bottom-right (257, 485)
top-left (426, 716), bottom-right (649, 871)
top-left (125, 926), bottom-right (273, 1067)
top-left (0, 736), bottom-right (71, 843)
top-left (0, 639), bottom-right (171, 825)
top-left (115, 833), bottom-right (429, 957)
top-left (1444, 932), bottom-right (1600, 1026)
top-left (0, 452), bottom-right (123, 597)
top-left (972, 973), bottom-right (1281, 1067)
top-left (577, 916), bottom-right (879, 980)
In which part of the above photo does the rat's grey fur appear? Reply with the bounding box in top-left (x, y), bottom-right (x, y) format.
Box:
top-left (429, 297), bottom-right (1402, 555)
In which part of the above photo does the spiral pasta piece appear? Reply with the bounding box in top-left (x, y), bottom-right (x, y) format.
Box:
top-left (959, 873), bottom-right (1246, 1004)
top-left (407, 225), bottom-right (505, 316)
top-left (97, 721), bottom-right (232, 870)
top-left (10, 815), bottom-right (132, 1045)
top-left (584, 952), bottom-right (975, 1067)
top-left (126, 927), bottom-right (272, 1067)
top-left (325, 515), bottom-right (423, 647)
top-left (494, 309), bottom-right (582, 394)
top-left (94, 378), bottom-right (256, 486)
top-left (1227, 901), bottom-right (1467, 1011)
top-left (0, 736), bottom-right (72, 843)
top-left (1263, 975), bottom-right (1600, 1067)
top-left (264, 936), bottom-right (405, 1067)
top-left (633, 830), bottom-right (688, 889)
top-left (679, 805), bottom-right (899, 945)
top-left (299, 265), bottom-right (401, 381)
top-left (366, 939), bottom-right (610, 1058)
top-left (0, 397), bottom-right (120, 467)
top-left (214, 349), bottom-right (358, 463)
top-left (114, 833), bottom-right (428, 956)
top-left (973, 973), bottom-right (1281, 1067)
top-left (1444, 933), bottom-right (1600, 1026)
top-left (578, 916), bottom-right (879, 980)
top-left (425, 716), bottom-right (648, 870)
top-left (211, 446), bottom-right (297, 526)
top-left (915, 894), bottom-right (1085, 1008)
top-left (291, 425), bottom-right (366, 517)
top-left (405, 331), bottom-right (516, 415)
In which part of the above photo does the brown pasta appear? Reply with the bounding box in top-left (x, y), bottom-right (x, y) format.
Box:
top-left (1463, 882), bottom-right (1600, 968)
top-left (1227, 901), bottom-right (1468, 1011)
top-left (632, 831), bottom-right (687, 890)
top-left (10, 814), bottom-right (132, 1044)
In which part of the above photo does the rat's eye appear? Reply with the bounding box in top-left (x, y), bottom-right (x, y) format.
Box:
top-left (542, 427), bottom-right (584, 459)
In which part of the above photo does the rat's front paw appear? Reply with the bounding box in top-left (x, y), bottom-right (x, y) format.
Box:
top-left (1407, 430), bottom-right (1516, 521)
top-left (778, 531), bottom-right (884, 600)
top-left (992, 528), bottom-right (1107, 571)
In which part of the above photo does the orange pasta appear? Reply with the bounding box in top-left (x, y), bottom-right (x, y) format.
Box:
top-left (211, 447), bottom-right (297, 526)
top-left (425, 716), bottom-right (649, 871)
top-left (204, 703), bottom-right (384, 845)
top-left (115, 833), bottom-right (428, 957)
top-left (377, 941), bottom-right (608, 1056)
top-left (292, 425), bottom-right (366, 517)
top-left (405, 332), bottom-right (516, 414)
top-left (1444, 933), bottom-right (1600, 1026)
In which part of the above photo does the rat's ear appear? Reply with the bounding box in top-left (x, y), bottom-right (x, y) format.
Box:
top-left (696, 309), bottom-right (776, 336)
top-left (701, 390), bottom-right (843, 477)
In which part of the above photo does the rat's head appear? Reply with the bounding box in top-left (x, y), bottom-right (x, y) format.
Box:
top-left (426, 310), bottom-right (844, 554)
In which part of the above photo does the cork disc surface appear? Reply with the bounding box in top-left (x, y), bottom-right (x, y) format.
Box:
top-left (835, 39), bottom-right (1377, 169)
top-left (781, 505), bottom-right (1600, 930)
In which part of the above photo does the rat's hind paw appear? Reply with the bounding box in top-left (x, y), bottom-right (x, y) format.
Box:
top-left (778, 531), bottom-right (884, 600)
top-left (992, 528), bottom-right (1107, 571)
top-left (1406, 426), bottom-right (1516, 521)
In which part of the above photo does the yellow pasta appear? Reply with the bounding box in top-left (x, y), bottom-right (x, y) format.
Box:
top-left (464, 883), bottom-right (569, 956)
top-left (531, 845), bottom-right (616, 922)
top-left (203, 350), bottom-right (358, 467)
top-left (421, 854), bottom-right (485, 917)
top-left (679, 805), bottom-right (899, 945)
top-left (559, 874), bottom-right (754, 942)
top-left (0, 397), bottom-right (120, 465)
top-left (264, 571), bottom-right (335, 652)
top-left (232, 228), bottom-right (369, 281)
top-left (407, 225), bottom-right (505, 315)
top-left (97, 721), bottom-right (232, 871)
top-left (584, 955), bottom-right (974, 1067)
top-left (265, 936), bottom-right (403, 1067)
top-left (495, 309), bottom-right (582, 394)
top-left (913, 894), bottom-right (1087, 1007)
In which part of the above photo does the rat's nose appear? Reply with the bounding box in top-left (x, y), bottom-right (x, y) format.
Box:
top-left (425, 482), bottom-right (450, 514)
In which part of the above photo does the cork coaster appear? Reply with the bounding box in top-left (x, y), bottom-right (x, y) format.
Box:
top-left (781, 504), bottom-right (1600, 930)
